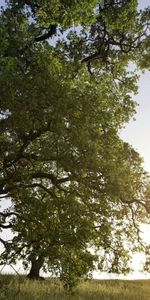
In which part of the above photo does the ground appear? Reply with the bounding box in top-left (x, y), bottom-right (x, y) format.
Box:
top-left (0, 274), bottom-right (150, 300)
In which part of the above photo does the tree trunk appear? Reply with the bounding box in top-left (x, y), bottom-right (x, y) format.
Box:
top-left (27, 257), bottom-right (44, 280)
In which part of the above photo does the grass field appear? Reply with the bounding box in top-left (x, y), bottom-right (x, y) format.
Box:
top-left (0, 275), bottom-right (150, 300)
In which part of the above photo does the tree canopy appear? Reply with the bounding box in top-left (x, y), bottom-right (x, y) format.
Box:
top-left (0, 0), bottom-right (150, 289)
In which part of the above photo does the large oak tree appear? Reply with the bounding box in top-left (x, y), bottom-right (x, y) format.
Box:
top-left (0, 0), bottom-right (150, 288)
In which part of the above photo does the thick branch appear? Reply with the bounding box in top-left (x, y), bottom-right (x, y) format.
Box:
top-left (0, 223), bottom-right (12, 229)
top-left (0, 211), bottom-right (19, 218)
top-left (3, 121), bottom-right (52, 168)
top-left (35, 25), bottom-right (57, 42)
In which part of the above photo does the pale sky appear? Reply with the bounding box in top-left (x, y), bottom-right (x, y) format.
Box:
top-left (120, 71), bottom-right (150, 173)
top-left (120, 0), bottom-right (150, 174)
top-left (119, 0), bottom-right (150, 276)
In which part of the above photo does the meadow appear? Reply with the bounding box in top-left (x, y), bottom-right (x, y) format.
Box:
top-left (0, 275), bottom-right (150, 300)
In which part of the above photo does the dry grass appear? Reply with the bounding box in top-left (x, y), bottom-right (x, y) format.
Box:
top-left (0, 275), bottom-right (150, 300)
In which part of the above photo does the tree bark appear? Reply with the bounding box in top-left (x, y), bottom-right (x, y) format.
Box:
top-left (27, 257), bottom-right (44, 280)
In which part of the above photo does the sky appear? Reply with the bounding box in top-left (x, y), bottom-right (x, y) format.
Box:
top-left (118, 0), bottom-right (150, 278)
top-left (0, 0), bottom-right (150, 278)
top-left (120, 72), bottom-right (150, 172)
top-left (119, 0), bottom-right (150, 279)
top-left (121, 0), bottom-right (150, 171)
top-left (120, 0), bottom-right (150, 253)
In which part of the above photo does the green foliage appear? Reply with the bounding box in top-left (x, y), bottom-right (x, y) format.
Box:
top-left (0, 0), bottom-right (150, 290)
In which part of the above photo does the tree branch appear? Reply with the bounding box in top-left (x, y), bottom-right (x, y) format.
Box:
top-left (0, 223), bottom-right (12, 229)
top-left (35, 25), bottom-right (57, 42)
